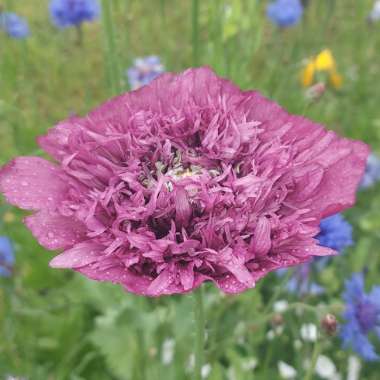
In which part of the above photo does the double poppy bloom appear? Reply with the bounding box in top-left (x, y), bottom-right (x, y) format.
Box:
top-left (0, 68), bottom-right (368, 296)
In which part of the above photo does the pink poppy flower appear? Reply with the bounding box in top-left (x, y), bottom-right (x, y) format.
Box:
top-left (0, 67), bottom-right (369, 296)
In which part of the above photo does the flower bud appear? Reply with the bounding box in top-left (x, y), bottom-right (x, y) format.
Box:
top-left (321, 313), bottom-right (338, 336)
top-left (271, 313), bottom-right (284, 328)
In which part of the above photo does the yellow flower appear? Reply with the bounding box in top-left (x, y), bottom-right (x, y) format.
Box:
top-left (329, 70), bottom-right (343, 89)
top-left (314, 49), bottom-right (336, 71)
top-left (300, 49), bottom-right (342, 89)
top-left (301, 61), bottom-right (315, 87)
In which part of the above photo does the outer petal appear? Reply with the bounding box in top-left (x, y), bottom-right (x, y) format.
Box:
top-left (49, 241), bottom-right (103, 268)
top-left (215, 275), bottom-right (250, 294)
top-left (123, 270), bottom-right (206, 297)
top-left (0, 157), bottom-right (68, 210)
top-left (92, 67), bottom-right (242, 117)
top-left (306, 137), bottom-right (369, 217)
top-left (283, 116), bottom-right (369, 216)
top-left (25, 210), bottom-right (86, 250)
top-left (223, 256), bottom-right (255, 287)
top-left (77, 259), bottom-right (125, 284)
top-left (238, 92), bottom-right (369, 218)
top-left (122, 272), bottom-right (154, 296)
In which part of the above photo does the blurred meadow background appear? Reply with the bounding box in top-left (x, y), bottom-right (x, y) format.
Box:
top-left (1, 0), bottom-right (380, 379)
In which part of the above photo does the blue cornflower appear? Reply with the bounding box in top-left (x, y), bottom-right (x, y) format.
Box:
top-left (266, 0), bottom-right (303, 28)
top-left (49, 0), bottom-right (100, 29)
top-left (279, 213), bottom-right (352, 295)
top-left (317, 213), bottom-right (353, 252)
top-left (360, 153), bottom-right (380, 189)
top-left (0, 236), bottom-right (15, 277)
top-left (314, 213), bottom-right (352, 270)
top-left (0, 12), bottom-right (29, 39)
top-left (341, 273), bottom-right (380, 361)
top-left (126, 56), bottom-right (165, 90)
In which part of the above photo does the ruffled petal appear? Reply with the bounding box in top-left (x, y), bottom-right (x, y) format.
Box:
top-left (250, 216), bottom-right (272, 257)
top-left (178, 263), bottom-right (195, 291)
top-left (238, 92), bottom-right (369, 219)
top-left (217, 247), bottom-right (256, 288)
top-left (147, 267), bottom-right (175, 296)
top-left (97, 66), bottom-right (241, 117)
top-left (215, 274), bottom-right (250, 294)
top-left (38, 117), bottom-right (82, 161)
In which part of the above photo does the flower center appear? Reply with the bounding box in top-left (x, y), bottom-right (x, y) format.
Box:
top-left (166, 164), bottom-right (203, 182)
top-left (356, 301), bottom-right (379, 333)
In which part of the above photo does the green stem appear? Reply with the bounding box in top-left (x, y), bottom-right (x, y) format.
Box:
top-left (262, 341), bottom-right (273, 376)
top-left (101, 0), bottom-right (121, 95)
top-left (192, 0), bottom-right (200, 66)
top-left (304, 339), bottom-right (322, 380)
top-left (137, 297), bottom-right (146, 380)
top-left (75, 24), bottom-right (83, 47)
top-left (193, 287), bottom-right (205, 380)
top-left (263, 269), bottom-right (293, 314)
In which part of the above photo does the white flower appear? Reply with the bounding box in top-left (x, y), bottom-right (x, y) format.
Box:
top-left (315, 355), bottom-right (341, 380)
top-left (278, 361), bottom-right (297, 379)
top-left (347, 356), bottom-right (361, 380)
top-left (267, 326), bottom-right (283, 340)
top-left (187, 354), bottom-right (195, 372)
top-left (267, 329), bottom-right (275, 340)
top-left (201, 364), bottom-right (212, 378)
top-left (227, 367), bottom-right (236, 380)
top-left (161, 338), bottom-right (175, 365)
top-left (300, 323), bottom-right (318, 342)
top-left (241, 357), bottom-right (258, 371)
top-left (273, 300), bottom-right (289, 313)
